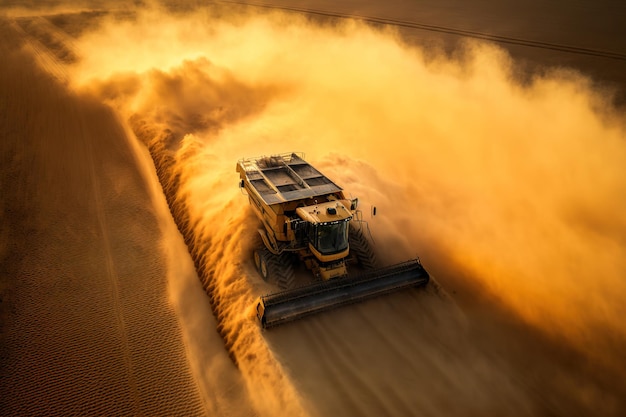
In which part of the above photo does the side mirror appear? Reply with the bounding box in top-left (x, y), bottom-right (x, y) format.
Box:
top-left (350, 198), bottom-right (359, 210)
top-left (372, 206), bottom-right (377, 216)
top-left (239, 179), bottom-right (244, 188)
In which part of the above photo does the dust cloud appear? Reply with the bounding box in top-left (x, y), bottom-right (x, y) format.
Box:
top-left (66, 3), bottom-right (626, 416)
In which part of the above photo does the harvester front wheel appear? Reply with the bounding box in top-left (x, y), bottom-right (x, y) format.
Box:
top-left (253, 248), bottom-right (295, 289)
top-left (349, 225), bottom-right (378, 270)
top-left (271, 252), bottom-right (295, 290)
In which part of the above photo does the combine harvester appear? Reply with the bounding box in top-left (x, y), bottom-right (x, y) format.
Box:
top-left (237, 152), bottom-right (429, 328)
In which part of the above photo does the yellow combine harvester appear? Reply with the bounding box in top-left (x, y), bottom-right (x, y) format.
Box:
top-left (237, 152), bottom-right (429, 328)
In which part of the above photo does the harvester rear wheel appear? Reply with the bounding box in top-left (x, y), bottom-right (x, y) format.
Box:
top-left (253, 249), bottom-right (263, 272)
top-left (254, 249), bottom-right (270, 282)
top-left (349, 225), bottom-right (378, 270)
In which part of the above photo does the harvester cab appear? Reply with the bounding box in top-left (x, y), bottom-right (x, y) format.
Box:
top-left (237, 152), bottom-right (430, 328)
top-left (295, 201), bottom-right (353, 279)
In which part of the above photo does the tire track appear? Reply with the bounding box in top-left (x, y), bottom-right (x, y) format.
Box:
top-left (8, 18), bottom-right (69, 83)
top-left (80, 116), bottom-right (142, 416)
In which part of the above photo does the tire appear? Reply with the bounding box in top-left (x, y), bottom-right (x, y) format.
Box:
top-left (253, 248), bottom-right (295, 289)
top-left (349, 224), bottom-right (378, 270)
top-left (253, 249), bottom-right (262, 272)
top-left (259, 255), bottom-right (270, 282)
top-left (271, 252), bottom-right (295, 290)
top-left (254, 249), bottom-right (270, 282)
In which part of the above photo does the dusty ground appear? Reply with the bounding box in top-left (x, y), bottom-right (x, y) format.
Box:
top-left (1, 1), bottom-right (625, 416)
top-left (0, 22), bottom-right (207, 417)
top-left (0, 13), bottom-right (250, 417)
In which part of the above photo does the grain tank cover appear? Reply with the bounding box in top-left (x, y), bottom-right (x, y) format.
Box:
top-left (237, 153), bottom-right (343, 205)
